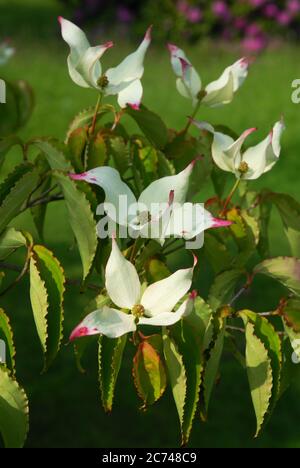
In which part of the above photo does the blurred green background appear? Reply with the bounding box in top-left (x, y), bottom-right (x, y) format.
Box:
top-left (1, 0), bottom-right (300, 448)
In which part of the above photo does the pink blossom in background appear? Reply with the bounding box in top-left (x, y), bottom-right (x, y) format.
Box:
top-left (177, 0), bottom-right (189, 14)
top-left (276, 11), bottom-right (292, 26)
top-left (246, 23), bottom-right (263, 36)
top-left (287, 0), bottom-right (300, 14)
top-left (212, 1), bottom-right (231, 20)
top-left (117, 6), bottom-right (134, 23)
top-left (186, 7), bottom-right (203, 23)
top-left (263, 3), bottom-right (279, 18)
top-left (234, 17), bottom-right (247, 30)
top-left (242, 35), bottom-right (266, 52)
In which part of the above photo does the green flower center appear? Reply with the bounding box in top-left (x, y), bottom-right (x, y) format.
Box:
top-left (138, 210), bottom-right (151, 226)
top-left (97, 74), bottom-right (109, 89)
top-left (238, 161), bottom-right (249, 174)
top-left (132, 304), bottom-right (145, 320)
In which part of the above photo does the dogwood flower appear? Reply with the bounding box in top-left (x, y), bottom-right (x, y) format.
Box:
top-left (193, 119), bottom-right (285, 180)
top-left (168, 44), bottom-right (248, 107)
top-left (69, 237), bottom-right (196, 340)
top-left (0, 41), bottom-right (15, 66)
top-left (58, 17), bottom-right (151, 108)
top-left (70, 163), bottom-right (231, 244)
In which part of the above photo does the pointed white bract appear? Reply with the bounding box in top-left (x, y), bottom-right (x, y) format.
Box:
top-left (193, 119), bottom-right (285, 180)
top-left (69, 162), bottom-right (231, 244)
top-left (69, 238), bottom-right (196, 340)
top-left (168, 44), bottom-right (248, 107)
top-left (58, 17), bottom-right (151, 108)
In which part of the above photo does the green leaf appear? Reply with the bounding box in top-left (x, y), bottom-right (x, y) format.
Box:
top-left (244, 321), bottom-right (273, 437)
top-left (0, 80), bottom-right (34, 136)
top-left (0, 367), bottom-right (29, 448)
top-left (257, 198), bottom-right (272, 258)
top-left (66, 104), bottom-right (115, 142)
top-left (281, 298), bottom-right (300, 333)
top-left (126, 105), bottom-right (168, 149)
top-left (280, 337), bottom-right (300, 396)
top-left (33, 139), bottom-right (72, 172)
top-left (163, 332), bottom-right (187, 431)
top-left (0, 309), bottom-right (16, 374)
top-left (227, 208), bottom-right (258, 266)
top-left (283, 318), bottom-right (300, 363)
top-left (0, 163), bottom-right (31, 205)
top-left (204, 232), bottom-right (233, 274)
top-left (272, 193), bottom-right (300, 257)
top-left (240, 311), bottom-right (282, 421)
top-left (208, 269), bottom-right (244, 311)
top-left (157, 151), bottom-right (175, 177)
top-left (86, 133), bottom-right (107, 170)
top-left (146, 258), bottom-right (170, 282)
top-left (98, 335), bottom-right (127, 412)
top-left (109, 137), bottom-right (130, 175)
top-left (0, 135), bottom-right (23, 170)
top-left (254, 257), bottom-right (300, 297)
top-left (0, 227), bottom-right (27, 260)
top-left (0, 165), bottom-right (39, 234)
top-left (13, 80), bottom-right (34, 128)
top-left (29, 253), bottom-right (48, 358)
top-left (202, 324), bottom-right (225, 419)
top-left (32, 245), bottom-right (65, 369)
top-left (53, 172), bottom-right (97, 280)
top-left (67, 127), bottom-right (88, 172)
top-left (133, 339), bottom-right (167, 407)
top-left (168, 298), bottom-right (211, 445)
top-left (30, 177), bottom-right (51, 241)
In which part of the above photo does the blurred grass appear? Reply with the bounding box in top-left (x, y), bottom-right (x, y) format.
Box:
top-left (1, 0), bottom-right (300, 448)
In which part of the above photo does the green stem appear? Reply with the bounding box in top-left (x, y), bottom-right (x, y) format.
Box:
top-left (90, 93), bottom-right (103, 135)
top-left (220, 178), bottom-right (241, 217)
top-left (182, 99), bottom-right (201, 134)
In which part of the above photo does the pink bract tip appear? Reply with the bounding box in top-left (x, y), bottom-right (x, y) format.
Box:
top-left (145, 25), bottom-right (153, 41)
top-left (168, 190), bottom-right (175, 205)
top-left (212, 218), bottom-right (233, 228)
top-left (167, 43), bottom-right (178, 54)
top-left (179, 57), bottom-right (191, 77)
top-left (190, 155), bottom-right (204, 169)
top-left (69, 172), bottom-right (87, 180)
top-left (69, 326), bottom-right (89, 342)
top-left (239, 57), bottom-right (250, 68)
top-left (192, 253), bottom-right (198, 267)
top-left (128, 102), bottom-right (140, 111)
top-left (104, 41), bottom-right (114, 49)
top-left (241, 127), bottom-right (257, 139)
top-left (58, 16), bottom-right (63, 24)
top-left (189, 290), bottom-right (198, 300)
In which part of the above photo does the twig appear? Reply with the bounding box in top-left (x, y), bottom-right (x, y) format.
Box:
top-left (226, 325), bottom-right (245, 333)
top-left (27, 194), bottom-right (63, 209)
top-left (226, 325), bottom-right (285, 337)
top-left (0, 249), bottom-right (31, 297)
top-left (258, 311), bottom-right (276, 317)
top-left (229, 287), bottom-right (247, 306)
top-left (66, 278), bottom-right (101, 292)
